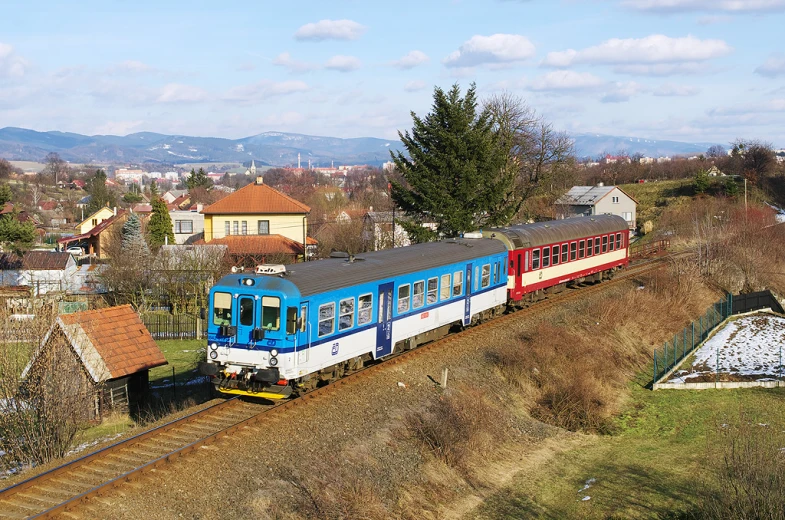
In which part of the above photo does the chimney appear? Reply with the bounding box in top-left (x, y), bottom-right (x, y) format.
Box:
top-left (597, 182), bottom-right (604, 187)
top-left (113, 206), bottom-right (117, 216)
top-left (256, 176), bottom-right (264, 185)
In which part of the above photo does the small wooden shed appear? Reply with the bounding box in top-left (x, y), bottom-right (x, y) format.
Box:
top-left (22, 305), bottom-right (168, 419)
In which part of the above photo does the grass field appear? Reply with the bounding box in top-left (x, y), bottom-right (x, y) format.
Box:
top-left (149, 338), bottom-right (205, 384)
top-left (470, 381), bottom-right (785, 519)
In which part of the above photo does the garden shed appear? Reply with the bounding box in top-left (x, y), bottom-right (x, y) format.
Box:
top-left (21, 304), bottom-right (167, 419)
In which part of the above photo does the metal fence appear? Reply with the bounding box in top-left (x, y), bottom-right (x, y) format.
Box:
top-left (141, 313), bottom-right (207, 339)
top-left (630, 238), bottom-right (670, 259)
top-left (653, 293), bottom-right (733, 383)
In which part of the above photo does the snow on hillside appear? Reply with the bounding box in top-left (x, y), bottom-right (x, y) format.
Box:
top-left (668, 314), bottom-right (785, 383)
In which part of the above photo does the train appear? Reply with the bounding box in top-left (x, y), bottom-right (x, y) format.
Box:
top-left (199, 215), bottom-right (630, 399)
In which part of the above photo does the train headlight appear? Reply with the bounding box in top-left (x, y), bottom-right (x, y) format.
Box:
top-left (209, 350), bottom-right (218, 360)
top-left (210, 342), bottom-right (218, 350)
top-left (269, 357), bottom-right (278, 367)
top-left (270, 348), bottom-right (279, 357)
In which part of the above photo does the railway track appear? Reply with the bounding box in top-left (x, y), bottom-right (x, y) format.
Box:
top-left (0, 254), bottom-right (667, 519)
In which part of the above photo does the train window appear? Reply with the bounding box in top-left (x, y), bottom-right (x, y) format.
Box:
top-left (579, 240), bottom-right (585, 259)
top-left (339, 298), bottom-right (354, 331)
top-left (532, 249), bottom-right (540, 270)
top-left (427, 278), bottom-right (438, 304)
top-left (602, 235), bottom-right (608, 253)
top-left (261, 296), bottom-right (280, 330)
top-left (482, 264), bottom-right (491, 288)
top-left (561, 244), bottom-right (568, 263)
top-left (212, 292), bottom-right (232, 326)
top-left (609, 235), bottom-right (615, 251)
top-left (413, 281), bottom-right (425, 309)
top-left (494, 262), bottom-right (500, 284)
top-left (552, 245), bottom-right (559, 266)
top-left (570, 242), bottom-right (577, 261)
top-left (594, 237), bottom-right (601, 256)
top-left (239, 297), bottom-right (254, 327)
top-left (587, 238), bottom-right (593, 257)
top-left (616, 233), bottom-right (622, 249)
top-left (286, 307), bottom-right (297, 335)
top-left (542, 247), bottom-right (550, 268)
top-left (318, 303), bottom-right (335, 337)
top-left (453, 271), bottom-right (463, 296)
top-left (440, 274), bottom-right (451, 300)
top-left (398, 284), bottom-right (411, 314)
top-left (358, 294), bottom-right (373, 325)
top-left (300, 305), bottom-right (307, 332)
top-left (524, 251), bottom-right (529, 272)
top-left (474, 267), bottom-right (479, 291)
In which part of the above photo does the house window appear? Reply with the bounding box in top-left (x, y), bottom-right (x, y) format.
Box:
top-left (241, 221), bottom-right (247, 235)
top-left (258, 220), bottom-right (269, 235)
top-left (91, 218), bottom-right (98, 226)
top-left (318, 303), bottom-right (335, 337)
top-left (612, 196), bottom-right (619, 204)
top-left (413, 281), bottom-right (425, 308)
top-left (440, 274), bottom-right (451, 300)
top-left (427, 278), bottom-right (438, 304)
top-left (358, 294), bottom-right (373, 325)
top-left (398, 284), bottom-right (410, 314)
top-left (481, 264), bottom-right (490, 288)
top-left (175, 220), bottom-right (193, 234)
top-left (233, 221), bottom-right (239, 235)
top-left (339, 298), bottom-right (354, 331)
top-left (225, 222), bottom-right (230, 236)
top-left (622, 212), bottom-right (632, 225)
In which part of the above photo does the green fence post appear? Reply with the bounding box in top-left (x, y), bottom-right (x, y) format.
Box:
top-left (716, 347), bottom-right (720, 385)
top-left (654, 351), bottom-right (658, 383)
top-left (699, 315), bottom-right (703, 341)
top-left (691, 322), bottom-right (695, 353)
top-left (729, 293), bottom-right (733, 317)
top-left (664, 342), bottom-right (668, 372)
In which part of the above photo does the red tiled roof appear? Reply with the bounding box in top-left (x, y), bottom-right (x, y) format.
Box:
top-left (202, 182), bottom-right (310, 215)
top-left (38, 201), bottom-right (58, 211)
top-left (195, 234), bottom-right (315, 255)
top-left (59, 304), bottom-right (167, 380)
top-left (57, 210), bottom-right (127, 244)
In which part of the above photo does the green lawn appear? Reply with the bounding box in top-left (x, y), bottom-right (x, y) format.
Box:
top-left (149, 338), bottom-right (206, 384)
top-left (470, 384), bottom-right (785, 519)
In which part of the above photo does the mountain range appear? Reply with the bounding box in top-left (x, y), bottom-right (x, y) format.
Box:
top-left (0, 127), bottom-right (721, 167)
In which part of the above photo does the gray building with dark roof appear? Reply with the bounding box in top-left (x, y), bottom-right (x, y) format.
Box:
top-left (555, 185), bottom-right (637, 231)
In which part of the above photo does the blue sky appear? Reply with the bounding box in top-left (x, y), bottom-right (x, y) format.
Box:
top-left (1, 0), bottom-right (784, 146)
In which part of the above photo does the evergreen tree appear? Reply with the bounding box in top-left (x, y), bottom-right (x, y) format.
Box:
top-left (186, 168), bottom-right (213, 191)
top-left (121, 213), bottom-right (150, 255)
top-left (147, 198), bottom-right (175, 249)
top-left (390, 83), bottom-right (516, 240)
top-left (0, 183), bottom-right (12, 206)
top-left (86, 170), bottom-right (116, 215)
top-left (694, 169), bottom-right (710, 194)
top-left (0, 212), bottom-right (36, 254)
top-left (149, 180), bottom-right (159, 199)
top-left (724, 177), bottom-right (739, 197)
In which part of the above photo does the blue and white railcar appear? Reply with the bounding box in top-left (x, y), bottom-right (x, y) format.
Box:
top-left (202, 237), bottom-right (509, 399)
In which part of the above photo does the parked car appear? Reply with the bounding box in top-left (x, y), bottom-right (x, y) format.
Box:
top-left (65, 246), bottom-right (83, 255)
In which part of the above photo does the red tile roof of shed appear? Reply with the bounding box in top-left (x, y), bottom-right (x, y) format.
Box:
top-left (194, 234), bottom-right (316, 255)
top-left (201, 182), bottom-right (310, 215)
top-left (59, 304), bottom-right (167, 379)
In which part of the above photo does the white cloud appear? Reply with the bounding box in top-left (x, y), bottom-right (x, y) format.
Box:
top-left (708, 98), bottom-right (785, 116)
top-left (612, 62), bottom-right (712, 76)
top-left (542, 35), bottom-right (731, 68)
top-left (294, 19), bottom-right (366, 41)
top-left (601, 81), bottom-right (646, 103)
top-left (697, 14), bottom-right (733, 24)
top-left (443, 34), bottom-right (536, 68)
top-left (273, 52), bottom-right (318, 73)
top-left (529, 71), bottom-right (605, 91)
top-left (621, 0), bottom-right (785, 12)
top-left (223, 80), bottom-right (309, 104)
top-left (653, 83), bottom-right (701, 96)
top-left (755, 54), bottom-right (785, 78)
top-left (391, 50), bottom-right (430, 69)
top-left (325, 55), bottom-right (361, 72)
top-left (156, 83), bottom-right (208, 103)
top-left (404, 80), bottom-right (427, 92)
top-left (0, 42), bottom-right (28, 78)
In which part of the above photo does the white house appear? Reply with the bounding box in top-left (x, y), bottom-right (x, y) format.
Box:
top-left (170, 207), bottom-right (205, 244)
top-left (0, 251), bottom-right (78, 296)
top-left (555, 185), bottom-right (638, 231)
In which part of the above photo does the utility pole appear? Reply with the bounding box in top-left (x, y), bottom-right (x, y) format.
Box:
top-left (744, 177), bottom-right (748, 221)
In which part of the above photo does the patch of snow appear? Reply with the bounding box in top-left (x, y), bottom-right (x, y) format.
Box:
top-left (668, 314), bottom-right (785, 383)
top-left (235, 144), bottom-right (244, 152)
top-left (188, 147), bottom-right (197, 152)
top-left (582, 496), bottom-right (591, 501)
top-left (163, 144), bottom-right (171, 150)
top-left (579, 477), bottom-right (596, 492)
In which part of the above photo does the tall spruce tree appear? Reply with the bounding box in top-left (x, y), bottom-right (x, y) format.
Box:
top-left (86, 169), bottom-right (116, 215)
top-left (390, 83), bottom-right (518, 240)
top-left (121, 213), bottom-right (150, 255)
top-left (149, 180), bottom-right (159, 199)
top-left (186, 168), bottom-right (212, 190)
top-left (147, 198), bottom-right (175, 249)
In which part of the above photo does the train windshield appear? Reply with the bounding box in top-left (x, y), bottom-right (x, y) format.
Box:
top-left (213, 292), bottom-right (232, 325)
top-left (261, 296), bottom-right (281, 330)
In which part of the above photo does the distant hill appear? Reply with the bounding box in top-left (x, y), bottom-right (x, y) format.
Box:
top-left (571, 133), bottom-right (721, 160)
top-left (0, 127), bottom-right (723, 166)
top-left (0, 128), bottom-right (404, 167)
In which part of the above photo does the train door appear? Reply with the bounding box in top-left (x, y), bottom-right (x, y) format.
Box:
top-left (235, 294), bottom-right (257, 346)
top-left (375, 281), bottom-right (394, 358)
top-left (296, 301), bottom-right (310, 366)
top-left (463, 263), bottom-right (472, 326)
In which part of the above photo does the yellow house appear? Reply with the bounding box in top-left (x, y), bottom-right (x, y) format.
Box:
top-left (75, 207), bottom-right (116, 235)
top-left (201, 177), bottom-right (312, 259)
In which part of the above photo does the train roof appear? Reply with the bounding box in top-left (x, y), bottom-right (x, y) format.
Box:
top-left (483, 215), bottom-right (628, 250)
top-left (217, 238), bottom-right (506, 298)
